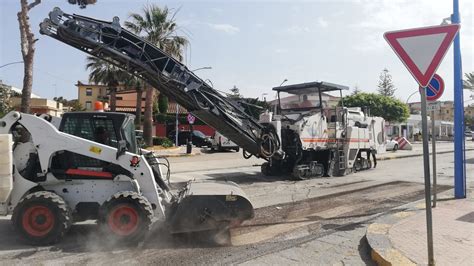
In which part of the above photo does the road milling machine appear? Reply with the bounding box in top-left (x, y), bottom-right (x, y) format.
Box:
top-left (36, 7), bottom-right (386, 181)
top-left (259, 83), bottom-right (386, 179)
top-left (0, 111), bottom-right (253, 245)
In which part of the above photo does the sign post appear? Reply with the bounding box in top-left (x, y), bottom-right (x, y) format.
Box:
top-left (385, 24), bottom-right (459, 266)
top-left (186, 113), bottom-right (196, 154)
top-left (453, 0), bottom-right (466, 199)
top-left (419, 88), bottom-right (435, 265)
top-left (423, 74), bottom-right (444, 208)
top-left (431, 108), bottom-right (437, 208)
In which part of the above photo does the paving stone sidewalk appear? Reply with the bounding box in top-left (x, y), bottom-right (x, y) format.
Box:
top-left (366, 188), bottom-right (474, 265)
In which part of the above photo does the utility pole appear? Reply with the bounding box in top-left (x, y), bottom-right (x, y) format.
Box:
top-left (452, 0), bottom-right (466, 198)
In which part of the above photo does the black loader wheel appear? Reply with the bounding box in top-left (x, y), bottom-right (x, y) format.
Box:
top-left (12, 191), bottom-right (72, 246)
top-left (98, 191), bottom-right (153, 244)
top-left (393, 144), bottom-right (399, 151)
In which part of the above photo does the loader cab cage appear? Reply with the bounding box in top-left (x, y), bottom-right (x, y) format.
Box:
top-left (273, 81), bottom-right (349, 114)
top-left (59, 112), bottom-right (138, 154)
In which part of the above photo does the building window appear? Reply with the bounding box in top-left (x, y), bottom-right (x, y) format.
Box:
top-left (86, 88), bottom-right (93, 96)
top-left (85, 101), bottom-right (92, 110)
top-left (116, 97), bottom-right (123, 100)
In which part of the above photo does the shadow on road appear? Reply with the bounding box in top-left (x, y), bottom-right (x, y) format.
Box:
top-left (206, 171), bottom-right (288, 184)
top-left (200, 148), bottom-right (239, 154)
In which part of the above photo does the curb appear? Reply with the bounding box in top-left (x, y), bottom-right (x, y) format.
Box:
top-left (365, 189), bottom-right (458, 265)
top-left (377, 147), bottom-right (474, 161)
top-left (366, 211), bottom-right (418, 266)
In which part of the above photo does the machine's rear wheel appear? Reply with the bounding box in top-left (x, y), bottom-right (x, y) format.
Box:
top-left (261, 162), bottom-right (272, 176)
top-left (98, 192), bottom-right (153, 243)
top-left (12, 191), bottom-right (72, 245)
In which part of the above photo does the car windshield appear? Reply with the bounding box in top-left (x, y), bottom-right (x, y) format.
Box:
top-left (278, 91), bottom-right (321, 111)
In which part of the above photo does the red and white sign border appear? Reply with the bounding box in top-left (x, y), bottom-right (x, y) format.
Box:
top-left (384, 24), bottom-right (460, 88)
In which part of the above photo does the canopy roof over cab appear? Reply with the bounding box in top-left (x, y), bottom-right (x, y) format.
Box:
top-left (272, 81), bottom-right (349, 95)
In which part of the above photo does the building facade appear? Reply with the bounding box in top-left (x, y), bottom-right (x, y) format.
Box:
top-left (76, 81), bottom-right (109, 111)
top-left (11, 97), bottom-right (64, 117)
top-left (408, 101), bottom-right (474, 122)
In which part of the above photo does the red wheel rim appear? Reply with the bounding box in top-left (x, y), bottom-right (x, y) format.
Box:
top-left (107, 204), bottom-right (139, 236)
top-left (22, 205), bottom-right (55, 237)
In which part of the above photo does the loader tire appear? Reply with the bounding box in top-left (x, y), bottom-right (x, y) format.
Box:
top-left (12, 191), bottom-right (72, 246)
top-left (98, 191), bottom-right (153, 244)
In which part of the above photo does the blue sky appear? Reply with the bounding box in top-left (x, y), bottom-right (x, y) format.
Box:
top-left (0, 0), bottom-right (473, 104)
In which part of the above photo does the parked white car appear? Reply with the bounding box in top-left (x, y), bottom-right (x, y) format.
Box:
top-left (386, 139), bottom-right (399, 151)
top-left (211, 131), bottom-right (240, 152)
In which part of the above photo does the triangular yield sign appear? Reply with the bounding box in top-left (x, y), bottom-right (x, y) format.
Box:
top-left (384, 24), bottom-right (460, 87)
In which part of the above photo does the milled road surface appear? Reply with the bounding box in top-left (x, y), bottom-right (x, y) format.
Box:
top-left (0, 145), bottom-right (472, 265)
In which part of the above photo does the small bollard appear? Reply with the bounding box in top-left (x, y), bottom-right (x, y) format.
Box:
top-left (186, 141), bottom-right (192, 154)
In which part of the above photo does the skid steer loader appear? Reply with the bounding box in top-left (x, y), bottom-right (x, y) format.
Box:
top-left (0, 111), bottom-right (253, 245)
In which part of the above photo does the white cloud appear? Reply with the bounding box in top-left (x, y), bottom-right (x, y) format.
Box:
top-left (285, 25), bottom-right (311, 34)
top-left (208, 23), bottom-right (240, 34)
top-left (317, 17), bottom-right (329, 28)
top-left (274, 48), bottom-right (288, 54)
top-left (210, 7), bottom-right (223, 14)
top-left (351, 0), bottom-right (473, 53)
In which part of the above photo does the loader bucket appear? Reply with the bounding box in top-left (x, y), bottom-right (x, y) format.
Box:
top-left (167, 180), bottom-right (254, 233)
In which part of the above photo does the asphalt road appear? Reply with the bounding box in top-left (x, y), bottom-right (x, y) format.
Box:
top-left (0, 145), bottom-right (472, 265)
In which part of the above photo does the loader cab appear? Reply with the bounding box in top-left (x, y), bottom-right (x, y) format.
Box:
top-left (59, 112), bottom-right (138, 154)
top-left (273, 81), bottom-right (349, 115)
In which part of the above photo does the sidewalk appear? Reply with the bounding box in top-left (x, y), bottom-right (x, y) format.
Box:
top-left (378, 140), bottom-right (474, 161)
top-left (366, 187), bottom-right (474, 265)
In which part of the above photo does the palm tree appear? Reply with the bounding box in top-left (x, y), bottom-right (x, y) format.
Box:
top-left (124, 76), bottom-right (145, 127)
top-left (125, 4), bottom-right (188, 146)
top-left (85, 56), bottom-right (130, 111)
top-left (463, 72), bottom-right (474, 91)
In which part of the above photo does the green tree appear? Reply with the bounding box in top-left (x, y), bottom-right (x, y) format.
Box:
top-left (229, 85), bottom-right (241, 99)
top-left (0, 85), bottom-right (13, 117)
top-left (351, 85), bottom-right (361, 95)
top-left (377, 68), bottom-right (396, 97)
top-left (463, 72), bottom-right (474, 90)
top-left (85, 56), bottom-right (131, 111)
top-left (68, 99), bottom-right (85, 112)
top-left (17, 0), bottom-right (97, 113)
top-left (341, 92), bottom-right (409, 123)
top-left (125, 4), bottom-right (188, 147)
top-left (123, 77), bottom-right (145, 126)
top-left (158, 93), bottom-right (168, 114)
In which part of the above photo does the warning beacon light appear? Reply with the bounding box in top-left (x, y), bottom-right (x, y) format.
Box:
top-left (94, 101), bottom-right (104, 112)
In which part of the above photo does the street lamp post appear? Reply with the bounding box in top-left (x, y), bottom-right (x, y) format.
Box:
top-left (191, 66), bottom-right (212, 72)
top-left (0, 61), bottom-right (23, 69)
